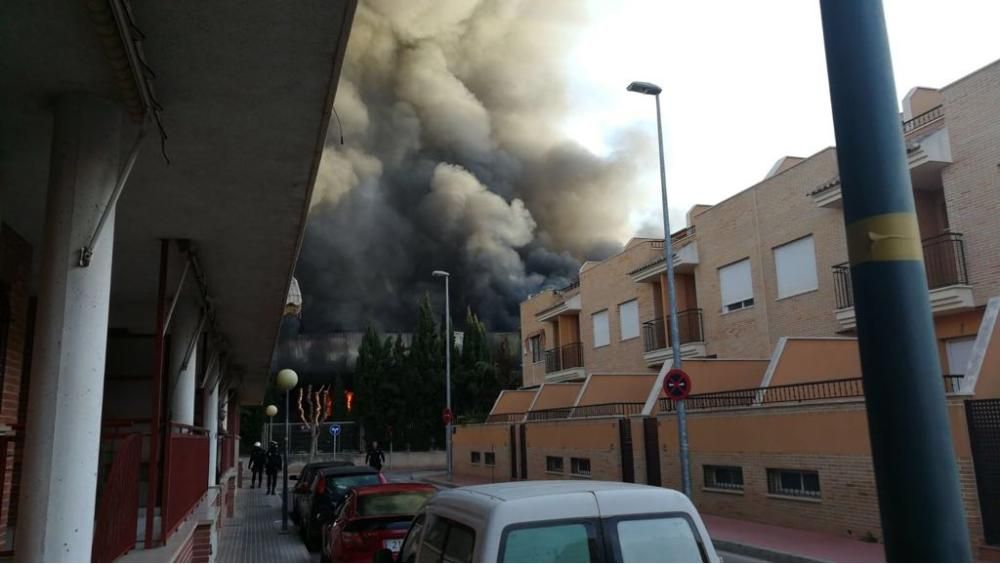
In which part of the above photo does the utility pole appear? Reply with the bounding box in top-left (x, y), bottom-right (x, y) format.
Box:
top-left (819, 1), bottom-right (971, 560)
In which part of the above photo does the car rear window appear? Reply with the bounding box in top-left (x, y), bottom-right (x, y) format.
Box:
top-left (614, 516), bottom-right (703, 563)
top-left (500, 522), bottom-right (597, 562)
top-left (358, 491), bottom-right (433, 517)
top-left (326, 473), bottom-right (381, 493)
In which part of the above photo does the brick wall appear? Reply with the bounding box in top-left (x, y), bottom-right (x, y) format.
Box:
top-left (941, 60), bottom-right (1000, 306)
top-left (453, 424), bottom-right (513, 482)
top-left (0, 224), bottom-right (32, 549)
top-left (520, 291), bottom-right (561, 387)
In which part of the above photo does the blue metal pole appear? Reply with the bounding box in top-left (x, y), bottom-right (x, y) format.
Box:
top-left (819, 1), bottom-right (971, 560)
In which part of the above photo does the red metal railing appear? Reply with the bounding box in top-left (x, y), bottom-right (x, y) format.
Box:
top-left (161, 422), bottom-right (209, 542)
top-left (92, 433), bottom-right (142, 562)
top-left (220, 433), bottom-right (234, 475)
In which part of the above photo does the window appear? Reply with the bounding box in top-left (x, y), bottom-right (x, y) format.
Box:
top-left (774, 236), bottom-right (818, 299)
top-left (529, 335), bottom-right (543, 363)
top-left (719, 259), bottom-right (754, 312)
top-left (470, 452), bottom-right (481, 464)
top-left (945, 337), bottom-right (976, 375)
top-left (501, 521), bottom-right (599, 562)
top-left (703, 465), bottom-right (744, 491)
top-left (484, 452), bottom-right (496, 466)
top-left (400, 513), bottom-right (425, 563)
top-left (357, 491), bottom-right (434, 516)
top-left (592, 310), bottom-right (609, 347)
top-left (570, 457), bottom-right (591, 476)
top-left (546, 456), bottom-right (564, 473)
top-left (614, 516), bottom-right (704, 563)
top-left (418, 515), bottom-right (476, 563)
top-left (767, 469), bottom-right (821, 498)
top-left (618, 300), bottom-right (639, 340)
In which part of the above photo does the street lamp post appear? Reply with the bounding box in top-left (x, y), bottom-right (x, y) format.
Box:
top-left (265, 404), bottom-right (278, 446)
top-left (432, 270), bottom-right (453, 481)
top-left (275, 369), bottom-right (298, 532)
top-left (627, 80), bottom-right (692, 497)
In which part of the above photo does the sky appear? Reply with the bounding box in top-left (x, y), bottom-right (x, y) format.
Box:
top-left (564, 0), bottom-right (1000, 235)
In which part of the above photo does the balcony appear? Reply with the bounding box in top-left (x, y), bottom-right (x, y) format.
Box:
top-left (832, 232), bottom-right (973, 330)
top-left (544, 341), bottom-right (584, 382)
top-left (629, 238), bottom-right (699, 282)
top-left (641, 309), bottom-right (706, 366)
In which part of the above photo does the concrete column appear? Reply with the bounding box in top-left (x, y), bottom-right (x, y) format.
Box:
top-left (16, 94), bottom-right (122, 562)
top-left (204, 380), bottom-right (219, 487)
top-left (168, 302), bottom-right (199, 425)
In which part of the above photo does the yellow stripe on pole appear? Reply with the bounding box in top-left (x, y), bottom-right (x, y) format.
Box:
top-left (846, 212), bottom-right (924, 265)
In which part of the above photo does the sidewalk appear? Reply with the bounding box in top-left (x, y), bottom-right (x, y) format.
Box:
top-left (216, 487), bottom-right (314, 563)
top-left (423, 474), bottom-right (885, 563)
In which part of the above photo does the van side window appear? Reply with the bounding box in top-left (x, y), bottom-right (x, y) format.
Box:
top-left (400, 513), bottom-right (426, 563)
top-left (611, 515), bottom-right (705, 563)
top-left (416, 514), bottom-right (477, 563)
top-left (500, 521), bottom-right (599, 562)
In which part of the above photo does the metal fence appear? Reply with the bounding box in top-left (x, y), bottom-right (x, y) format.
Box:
top-left (525, 408), bottom-right (573, 422)
top-left (571, 402), bottom-right (645, 418)
top-left (265, 420), bottom-right (361, 454)
top-left (485, 412), bottom-right (525, 424)
top-left (642, 309), bottom-right (704, 352)
top-left (545, 342), bottom-right (583, 373)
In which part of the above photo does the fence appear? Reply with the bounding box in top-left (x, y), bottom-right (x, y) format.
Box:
top-left (571, 402), bottom-right (646, 418)
top-left (92, 433), bottom-right (142, 562)
top-left (525, 408), bottom-right (573, 422)
top-left (642, 309), bottom-right (704, 352)
top-left (659, 375), bottom-right (964, 413)
top-left (485, 413), bottom-right (525, 424)
top-left (544, 342), bottom-right (583, 374)
top-left (265, 420), bottom-right (361, 455)
top-left (161, 422), bottom-right (209, 542)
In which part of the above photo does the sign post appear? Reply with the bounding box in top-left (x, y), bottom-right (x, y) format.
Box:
top-left (329, 424), bottom-right (341, 461)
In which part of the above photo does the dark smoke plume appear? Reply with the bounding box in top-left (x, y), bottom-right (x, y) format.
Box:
top-left (297, 0), bottom-right (653, 331)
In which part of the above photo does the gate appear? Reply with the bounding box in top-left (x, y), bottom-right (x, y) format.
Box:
top-left (643, 417), bottom-right (661, 486)
top-left (509, 425), bottom-right (518, 480)
top-left (619, 418), bottom-right (635, 483)
top-left (966, 399), bottom-right (1000, 545)
top-left (518, 424), bottom-right (528, 479)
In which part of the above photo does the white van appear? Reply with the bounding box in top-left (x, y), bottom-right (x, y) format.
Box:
top-left (383, 481), bottom-right (720, 563)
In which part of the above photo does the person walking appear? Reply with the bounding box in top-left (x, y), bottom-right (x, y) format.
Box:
top-left (365, 441), bottom-right (386, 472)
top-left (265, 441), bottom-right (283, 495)
top-left (249, 441), bottom-right (266, 489)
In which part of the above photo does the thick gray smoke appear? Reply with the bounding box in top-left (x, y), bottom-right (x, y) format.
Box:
top-left (298, 0), bottom-right (652, 331)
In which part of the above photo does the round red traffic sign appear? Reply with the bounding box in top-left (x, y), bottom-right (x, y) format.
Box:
top-left (442, 408), bottom-right (453, 425)
top-left (664, 368), bottom-right (692, 400)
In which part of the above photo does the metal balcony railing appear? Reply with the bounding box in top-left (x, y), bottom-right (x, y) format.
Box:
top-left (659, 375), bottom-right (963, 413)
top-left (902, 104), bottom-right (943, 134)
top-left (832, 232), bottom-right (968, 309)
top-left (545, 341), bottom-right (583, 373)
top-left (642, 309), bottom-right (704, 353)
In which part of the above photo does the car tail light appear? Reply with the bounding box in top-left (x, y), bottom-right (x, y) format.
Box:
top-left (315, 480), bottom-right (326, 495)
top-left (342, 532), bottom-right (364, 548)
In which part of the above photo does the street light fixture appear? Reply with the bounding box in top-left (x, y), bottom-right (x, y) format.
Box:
top-left (431, 270), bottom-right (453, 481)
top-left (265, 404), bottom-right (278, 445)
top-left (275, 368), bottom-right (298, 532)
top-left (627, 80), bottom-right (692, 498)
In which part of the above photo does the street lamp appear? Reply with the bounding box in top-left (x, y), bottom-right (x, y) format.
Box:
top-left (276, 368), bottom-right (298, 532)
top-left (265, 404), bottom-right (278, 445)
top-left (431, 270), bottom-right (453, 481)
top-left (627, 80), bottom-right (692, 497)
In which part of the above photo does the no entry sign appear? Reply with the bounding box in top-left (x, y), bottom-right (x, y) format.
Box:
top-left (664, 368), bottom-right (692, 400)
top-left (442, 408), bottom-right (453, 426)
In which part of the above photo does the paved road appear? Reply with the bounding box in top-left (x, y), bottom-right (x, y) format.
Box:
top-left (719, 550), bottom-right (767, 562)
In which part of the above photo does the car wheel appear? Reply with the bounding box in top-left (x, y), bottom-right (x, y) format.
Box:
top-left (306, 526), bottom-right (320, 552)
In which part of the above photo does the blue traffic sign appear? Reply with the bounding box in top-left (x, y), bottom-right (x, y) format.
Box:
top-left (329, 424), bottom-right (341, 436)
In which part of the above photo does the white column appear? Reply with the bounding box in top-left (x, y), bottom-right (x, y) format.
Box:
top-left (168, 302), bottom-right (199, 425)
top-left (204, 380), bottom-right (219, 487)
top-left (16, 94), bottom-right (121, 562)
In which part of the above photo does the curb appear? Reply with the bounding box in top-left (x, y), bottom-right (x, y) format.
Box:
top-left (713, 539), bottom-right (825, 563)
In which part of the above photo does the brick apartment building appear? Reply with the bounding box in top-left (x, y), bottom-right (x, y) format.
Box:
top-left (459, 59), bottom-right (1000, 560)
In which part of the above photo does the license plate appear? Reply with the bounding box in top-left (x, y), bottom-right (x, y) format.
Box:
top-left (383, 539), bottom-right (402, 552)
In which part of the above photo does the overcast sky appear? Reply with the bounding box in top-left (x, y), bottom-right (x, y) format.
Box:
top-left (562, 0), bottom-right (1000, 235)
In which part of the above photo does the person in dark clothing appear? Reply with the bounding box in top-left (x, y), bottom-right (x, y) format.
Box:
top-left (265, 441), bottom-right (283, 495)
top-left (249, 442), bottom-right (266, 489)
top-left (365, 441), bottom-right (386, 471)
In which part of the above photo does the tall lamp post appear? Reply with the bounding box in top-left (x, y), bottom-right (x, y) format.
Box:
top-left (627, 80), bottom-right (691, 497)
top-left (265, 404), bottom-right (278, 446)
top-left (276, 368), bottom-right (298, 532)
top-left (432, 270), bottom-right (453, 481)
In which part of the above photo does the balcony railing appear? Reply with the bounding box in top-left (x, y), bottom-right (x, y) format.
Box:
top-left (571, 402), bottom-right (645, 418)
top-left (832, 232), bottom-right (968, 309)
top-left (659, 374), bottom-right (963, 413)
top-left (545, 342), bottom-right (583, 373)
top-left (902, 104), bottom-right (943, 134)
top-left (642, 309), bottom-right (704, 353)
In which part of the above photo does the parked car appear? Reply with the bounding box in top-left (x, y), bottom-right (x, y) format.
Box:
top-left (321, 483), bottom-right (436, 562)
top-left (301, 465), bottom-right (386, 550)
top-left (292, 460), bottom-right (355, 525)
top-left (380, 481), bottom-right (720, 563)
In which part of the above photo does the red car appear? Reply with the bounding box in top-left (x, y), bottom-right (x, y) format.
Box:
top-left (321, 483), bottom-right (436, 562)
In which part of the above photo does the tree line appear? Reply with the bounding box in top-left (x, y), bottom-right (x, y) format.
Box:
top-left (354, 294), bottom-right (520, 450)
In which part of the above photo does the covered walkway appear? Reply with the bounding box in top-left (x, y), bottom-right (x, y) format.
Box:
top-left (217, 488), bottom-right (313, 564)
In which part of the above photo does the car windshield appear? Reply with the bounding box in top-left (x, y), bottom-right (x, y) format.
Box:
top-left (357, 491), bottom-right (433, 517)
top-left (325, 473), bottom-right (381, 495)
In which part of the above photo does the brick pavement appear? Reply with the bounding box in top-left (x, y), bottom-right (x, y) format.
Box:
top-left (216, 487), bottom-right (314, 563)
